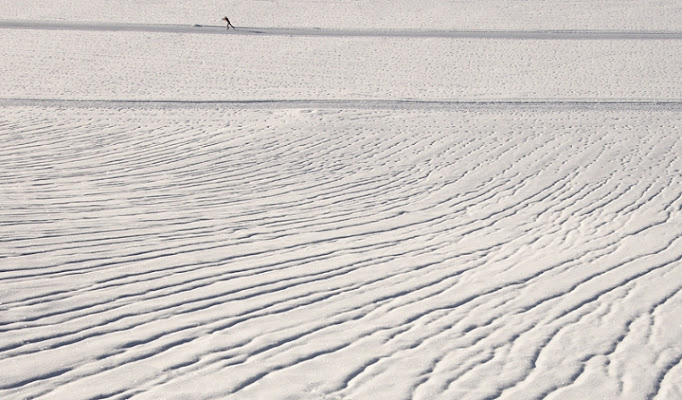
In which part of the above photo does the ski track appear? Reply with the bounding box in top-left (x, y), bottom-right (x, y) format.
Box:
top-left (1, 105), bottom-right (681, 399)
top-left (4, 20), bottom-right (682, 40)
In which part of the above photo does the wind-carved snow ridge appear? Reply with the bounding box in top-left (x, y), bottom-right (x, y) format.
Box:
top-left (1, 106), bottom-right (681, 400)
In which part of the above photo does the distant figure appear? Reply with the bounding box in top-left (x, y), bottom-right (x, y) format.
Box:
top-left (222, 16), bottom-right (235, 30)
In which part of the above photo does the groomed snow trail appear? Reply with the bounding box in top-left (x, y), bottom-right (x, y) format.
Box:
top-left (5, 19), bottom-right (682, 40)
top-left (1, 106), bottom-right (681, 399)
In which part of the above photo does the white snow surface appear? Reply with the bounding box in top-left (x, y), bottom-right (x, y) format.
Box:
top-left (1, 1), bottom-right (682, 400)
top-left (3, 0), bottom-right (682, 31)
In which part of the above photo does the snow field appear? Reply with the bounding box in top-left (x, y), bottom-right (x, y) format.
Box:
top-left (1, 106), bottom-right (681, 399)
top-left (2, 29), bottom-right (682, 102)
top-left (2, 0), bottom-right (682, 399)
top-left (3, 0), bottom-right (682, 31)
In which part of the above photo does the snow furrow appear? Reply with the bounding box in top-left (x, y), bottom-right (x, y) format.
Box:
top-left (2, 105), bottom-right (681, 399)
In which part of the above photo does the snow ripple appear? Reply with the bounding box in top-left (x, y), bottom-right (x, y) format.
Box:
top-left (1, 106), bottom-right (681, 399)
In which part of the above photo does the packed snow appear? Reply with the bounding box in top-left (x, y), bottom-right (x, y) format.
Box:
top-left (1, 1), bottom-right (681, 399)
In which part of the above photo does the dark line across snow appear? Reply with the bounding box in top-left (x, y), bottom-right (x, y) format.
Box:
top-left (2, 98), bottom-right (682, 110)
top-left (2, 19), bottom-right (682, 40)
top-left (0, 98), bottom-right (682, 110)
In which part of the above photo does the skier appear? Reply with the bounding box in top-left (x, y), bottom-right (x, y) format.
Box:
top-left (222, 16), bottom-right (235, 30)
